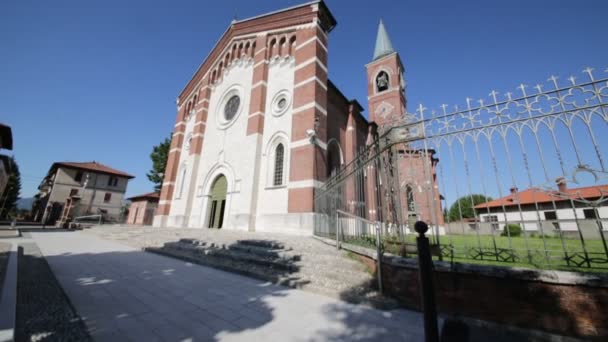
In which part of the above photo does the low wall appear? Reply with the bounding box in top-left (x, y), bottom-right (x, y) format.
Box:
top-left (334, 239), bottom-right (608, 340)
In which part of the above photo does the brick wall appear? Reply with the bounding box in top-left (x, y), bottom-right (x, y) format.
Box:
top-left (348, 248), bottom-right (608, 339)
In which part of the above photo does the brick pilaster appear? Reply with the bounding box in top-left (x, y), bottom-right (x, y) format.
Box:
top-left (288, 25), bottom-right (329, 213)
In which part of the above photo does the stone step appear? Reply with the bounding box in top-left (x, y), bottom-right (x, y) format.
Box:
top-left (147, 245), bottom-right (399, 309)
top-left (227, 243), bottom-right (300, 261)
top-left (146, 246), bottom-right (310, 289)
top-left (162, 242), bottom-right (296, 272)
top-left (236, 239), bottom-right (285, 250)
top-left (175, 238), bottom-right (300, 262)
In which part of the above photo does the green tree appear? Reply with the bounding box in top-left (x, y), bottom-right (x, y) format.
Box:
top-left (448, 194), bottom-right (492, 222)
top-left (0, 156), bottom-right (21, 220)
top-left (147, 136), bottom-right (171, 192)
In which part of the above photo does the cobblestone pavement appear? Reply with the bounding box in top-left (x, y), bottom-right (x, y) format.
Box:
top-left (32, 230), bottom-right (426, 341)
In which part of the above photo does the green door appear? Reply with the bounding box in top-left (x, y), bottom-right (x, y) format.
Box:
top-left (207, 175), bottom-right (227, 228)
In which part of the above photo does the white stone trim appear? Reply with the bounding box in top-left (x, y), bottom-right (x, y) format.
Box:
top-left (295, 36), bottom-right (327, 53)
top-left (347, 126), bottom-right (354, 131)
top-left (367, 87), bottom-right (401, 100)
top-left (169, 148), bottom-right (181, 153)
top-left (194, 121), bottom-right (206, 127)
top-left (159, 200), bottom-right (171, 205)
top-left (294, 57), bottom-right (327, 73)
top-left (315, 21), bottom-right (329, 41)
top-left (173, 132), bottom-right (184, 137)
top-left (288, 179), bottom-right (325, 189)
top-left (291, 138), bottom-right (327, 150)
top-left (162, 182), bottom-right (175, 187)
top-left (192, 133), bottom-right (204, 138)
top-left (253, 59), bottom-right (267, 68)
top-left (249, 111), bottom-right (264, 117)
top-left (252, 80), bottom-right (267, 89)
top-left (294, 76), bottom-right (327, 91)
top-left (174, 122), bottom-right (186, 128)
top-left (292, 101), bottom-right (327, 116)
top-left (255, 47), bottom-right (267, 56)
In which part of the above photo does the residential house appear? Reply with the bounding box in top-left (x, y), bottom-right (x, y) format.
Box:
top-left (474, 178), bottom-right (608, 238)
top-left (33, 161), bottom-right (134, 225)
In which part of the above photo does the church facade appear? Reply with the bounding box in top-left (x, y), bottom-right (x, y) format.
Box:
top-left (154, 0), bottom-right (442, 234)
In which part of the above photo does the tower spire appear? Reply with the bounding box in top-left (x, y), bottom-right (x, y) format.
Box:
top-left (373, 19), bottom-right (395, 60)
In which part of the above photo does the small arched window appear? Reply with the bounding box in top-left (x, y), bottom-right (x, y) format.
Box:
top-left (406, 184), bottom-right (415, 212)
top-left (376, 71), bottom-right (389, 92)
top-left (273, 143), bottom-right (284, 186)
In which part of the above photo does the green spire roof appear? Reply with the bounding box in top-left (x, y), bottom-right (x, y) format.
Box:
top-left (373, 19), bottom-right (395, 60)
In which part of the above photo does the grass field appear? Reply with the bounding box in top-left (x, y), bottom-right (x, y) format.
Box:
top-left (343, 233), bottom-right (608, 273)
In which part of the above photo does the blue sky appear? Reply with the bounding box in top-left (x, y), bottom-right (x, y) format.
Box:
top-left (1, 0), bottom-right (607, 199)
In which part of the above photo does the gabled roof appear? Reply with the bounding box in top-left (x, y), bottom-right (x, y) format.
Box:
top-left (373, 19), bottom-right (395, 60)
top-left (128, 191), bottom-right (160, 201)
top-left (53, 161), bottom-right (135, 179)
top-left (474, 184), bottom-right (608, 209)
top-left (0, 123), bottom-right (13, 150)
top-left (178, 0), bottom-right (336, 100)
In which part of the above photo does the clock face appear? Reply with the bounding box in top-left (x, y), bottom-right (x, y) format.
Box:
top-left (375, 101), bottom-right (394, 119)
top-left (224, 95), bottom-right (240, 121)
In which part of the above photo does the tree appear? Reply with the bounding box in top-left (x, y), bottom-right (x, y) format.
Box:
top-left (147, 136), bottom-right (171, 192)
top-left (0, 156), bottom-right (21, 220)
top-left (447, 194), bottom-right (492, 222)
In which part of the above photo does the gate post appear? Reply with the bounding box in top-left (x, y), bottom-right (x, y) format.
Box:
top-left (415, 221), bottom-right (439, 342)
top-left (375, 222), bottom-right (383, 294)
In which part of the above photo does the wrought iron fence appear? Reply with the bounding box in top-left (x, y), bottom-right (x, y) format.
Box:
top-left (314, 67), bottom-right (608, 271)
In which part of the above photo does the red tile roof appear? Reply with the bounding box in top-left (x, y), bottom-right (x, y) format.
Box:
top-left (54, 161), bottom-right (135, 179)
top-left (127, 191), bottom-right (160, 201)
top-left (475, 184), bottom-right (608, 209)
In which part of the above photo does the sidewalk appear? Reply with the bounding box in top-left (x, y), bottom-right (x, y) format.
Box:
top-left (31, 231), bottom-right (425, 341)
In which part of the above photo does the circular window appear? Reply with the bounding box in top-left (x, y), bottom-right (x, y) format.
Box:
top-left (271, 90), bottom-right (291, 116)
top-left (224, 95), bottom-right (240, 121)
top-left (216, 86), bottom-right (243, 129)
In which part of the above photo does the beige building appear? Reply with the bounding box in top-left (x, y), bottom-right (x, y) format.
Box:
top-left (34, 161), bottom-right (134, 225)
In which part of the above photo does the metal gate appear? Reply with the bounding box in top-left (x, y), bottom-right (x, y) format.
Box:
top-left (314, 67), bottom-right (608, 271)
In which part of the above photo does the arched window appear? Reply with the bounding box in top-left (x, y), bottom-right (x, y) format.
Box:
top-left (376, 71), bottom-right (389, 92)
top-left (406, 184), bottom-right (415, 212)
top-left (273, 143), bottom-right (284, 186)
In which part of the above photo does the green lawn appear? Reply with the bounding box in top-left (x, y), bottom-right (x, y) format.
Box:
top-left (343, 233), bottom-right (608, 273)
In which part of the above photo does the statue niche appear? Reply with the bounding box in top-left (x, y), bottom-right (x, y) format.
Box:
top-left (376, 71), bottom-right (389, 92)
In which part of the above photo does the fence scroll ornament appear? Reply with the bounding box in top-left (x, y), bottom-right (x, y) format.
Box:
top-left (314, 67), bottom-right (608, 270)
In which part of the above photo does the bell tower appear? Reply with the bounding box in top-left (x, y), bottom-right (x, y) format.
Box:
top-left (366, 20), bottom-right (407, 127)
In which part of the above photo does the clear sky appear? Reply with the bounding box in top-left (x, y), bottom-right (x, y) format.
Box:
top-left (1, 0), bottom-right (607, 199)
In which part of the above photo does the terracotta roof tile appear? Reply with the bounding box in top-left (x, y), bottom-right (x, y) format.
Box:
top-left (54, 161), bottom-right (135, 179)
top-left (474, 184), bottom-right (608, 209)
top-left (128, 191), bottom-right (160, 201)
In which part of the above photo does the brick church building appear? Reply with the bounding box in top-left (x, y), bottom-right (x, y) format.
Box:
top-left (154, 0), bottom-right (443, 234)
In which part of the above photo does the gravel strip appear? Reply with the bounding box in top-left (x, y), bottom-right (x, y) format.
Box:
top-left (15, 243), bottom-right (91, 342)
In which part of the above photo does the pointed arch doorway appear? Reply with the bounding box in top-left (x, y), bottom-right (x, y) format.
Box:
top-left (207, 175), bottom-right (227, 229)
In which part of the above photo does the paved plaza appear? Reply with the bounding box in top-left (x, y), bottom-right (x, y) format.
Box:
top-left (30, 231), bottom-right (426, 341)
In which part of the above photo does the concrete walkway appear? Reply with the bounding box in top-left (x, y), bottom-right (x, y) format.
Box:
top-left (31, 231), bottom-right (425, 341)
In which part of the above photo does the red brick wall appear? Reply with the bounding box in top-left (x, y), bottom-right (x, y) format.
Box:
top-left (351, 252), bottom-right (608, 339)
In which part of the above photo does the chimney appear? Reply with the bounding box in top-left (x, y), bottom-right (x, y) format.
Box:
top-left (509, 187), bottom-right (518, 195)
top-left (556, 177), bottom-right (567, 193)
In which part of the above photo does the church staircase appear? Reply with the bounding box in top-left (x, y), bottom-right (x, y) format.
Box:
top-left (146, 237), bottom-right (399, 309)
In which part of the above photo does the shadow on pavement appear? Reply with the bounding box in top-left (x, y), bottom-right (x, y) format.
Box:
top-left (28, 231), bottom-right (421, 341)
